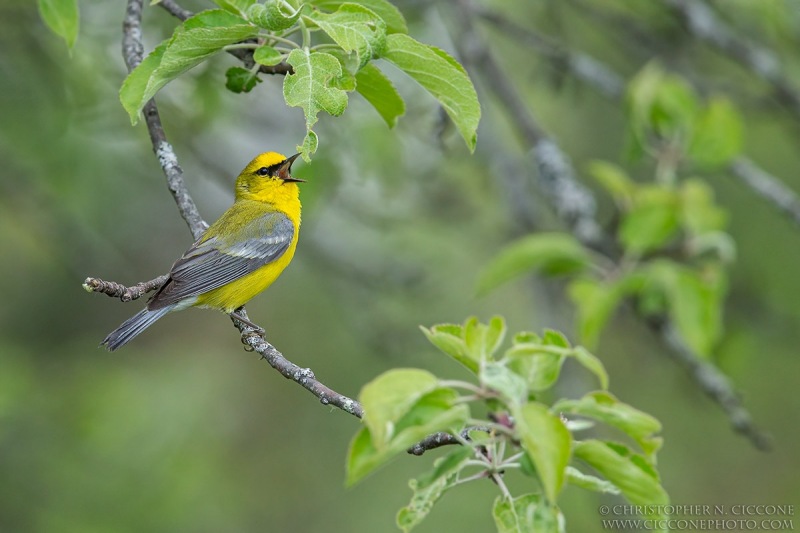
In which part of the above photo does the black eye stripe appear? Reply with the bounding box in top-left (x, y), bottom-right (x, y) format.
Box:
top-left (255, 161), bottom-right (287, 177)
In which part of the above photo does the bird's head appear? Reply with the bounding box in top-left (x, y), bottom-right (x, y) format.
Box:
top-left (235, 151), bottom-right (304, 203)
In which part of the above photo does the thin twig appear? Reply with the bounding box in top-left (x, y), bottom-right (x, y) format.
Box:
top-left (157, 0), bottom-right (192, 21)
top-left (83, 275), bottom-right (168, 302)
top-left (407, 426), bottom-right (492, 456)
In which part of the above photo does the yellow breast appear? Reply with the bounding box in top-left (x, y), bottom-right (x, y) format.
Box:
top-left (195, 233), bottom-right (299, 313)
top-left (194, 176), bottom-right (302, 313)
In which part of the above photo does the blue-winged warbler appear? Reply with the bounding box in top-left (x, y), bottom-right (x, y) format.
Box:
top-left (102, 151), bottom-right (303, 351)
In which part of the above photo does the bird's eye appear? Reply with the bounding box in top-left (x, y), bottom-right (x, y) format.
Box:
top-left (256, 167), bottom-right (270, 176)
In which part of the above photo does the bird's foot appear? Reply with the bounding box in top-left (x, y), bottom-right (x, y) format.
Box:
top-left (230, 310), bottom-right (265, 336)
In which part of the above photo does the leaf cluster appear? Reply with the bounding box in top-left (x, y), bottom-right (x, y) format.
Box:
top-left (347, 317), bottom-right (669, 533)
top-left (113, 0), bottom-right (480, 160)
top-left (479, 63), bottom-right (741, 358)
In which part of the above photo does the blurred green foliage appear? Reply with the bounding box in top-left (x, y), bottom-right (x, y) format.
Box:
top-left (3, 0), bottom-right (800, 531)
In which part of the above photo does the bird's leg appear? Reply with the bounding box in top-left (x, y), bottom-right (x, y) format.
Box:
top-left (229, 309), bottom-right (265, 335)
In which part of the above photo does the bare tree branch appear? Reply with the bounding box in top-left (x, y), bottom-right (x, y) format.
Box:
top-left (730, 157), bottom-right (800, 227)
top-left (475, 8), bottom-right (624, 99)
top-left (450, 1), bottom-right (770, 450)
top-left (663, 0), bottom-right (800, 116)
top-left (449, 0), bottom-right (605, 249)
top-left (108, 0), bottom-right (364, 421)
top-left (654, 319), bottom-right (771, 451)
top-left (478, 6), bottom-right (800, 235)
top-left (123, 0), bottom-right (207, 240)
top-left (157, 0), bottom-right (192, 21)
top-left (234, 308), bottom-right (364, 418)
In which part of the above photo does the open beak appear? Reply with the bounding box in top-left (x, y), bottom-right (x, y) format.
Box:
top-left (278, 153), bottom-right (305, 183)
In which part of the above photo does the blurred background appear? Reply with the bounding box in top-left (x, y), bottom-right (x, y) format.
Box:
top-left (1, 0), bottom-right (799, 531)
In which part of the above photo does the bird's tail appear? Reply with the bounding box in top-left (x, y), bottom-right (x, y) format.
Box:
top-left (101, 306), bottom-right (173, 351)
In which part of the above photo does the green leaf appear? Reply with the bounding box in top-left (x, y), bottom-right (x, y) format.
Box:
top-left (506, 344), bottom-right (564, 392)
top-left (224, 66), bottom-right (261, 93)
top-left (687, 231), bottom-right (736, 263)
top-left (688, 96), bottom-right (744, 169)
top-left (566, 466), bottom-right (621, 495)
top-left (347, 369), bottom-right (469, 485)
top-left (420, 323), bottom-right (477, 374)
top-left (481, 362), bottom-right (528, 406)
top-left (619, 187), bottom-right (680, 254)
top-left (307, 3), bottom-right (387, 68)
top-left (555, 392), bottom-right (662, 456)
top-left (300, 130), bottom-right (319, 158)
top-left (212, 0), bottom-right (256, 17)
top-left (392, 388), bottom-right (467, 442)
top-left (514, 403), bottom-right (572, 503)
top-left (493, 494), bottom-right (565, 533)
top-left (463, 316), bottom-right (506, 363)
top-left (120, 10), bottom-right (259, 124)
top-left (542, 329), bottom-right (570, 349)
top-left (571, 347), bottom-right (609, 391)
top-left (355, 63), bottom-right (405, 127)
top-left (346, 388), bottom-right (469, 485)
top-left (644, 261), bottom-right (726, 357)
top-left (396, 447), bottom-right (472, 532)
top-left (346, 426), bottom-right (382, 485)
top-left (383, 34), bottom-right (480, 151)
top-left (588, 161), bottom-right (635, 206)
top-left (568, 278), bottom-right (623, 350)
top-left (671, 267), bottom-right (726, 358)
top-left (567, 273), bottom-right (648, 351)
top-left (309, 0), bottom-right (408, 34)
top-left (253, 45), bottom-right (283, 66)
top-left (477, 233), bottom-right (590, 295)
top-left (514, 331), bottom-right (542, 344)
top-left (246, 0), bottom-right (302, 30)
top-left (38, 0), bottom-right (79, 50)
top-left (627, 62), bottom-right (698, 151)
top-left (359, 368), bottom-right (438, 447)
top-left (485, 316), bottom-right (507, 358)
top-left (284, 49), bottom-right (349, 160)
top-left (573, 440), bottom-right (669, 511)
top-left (680, 179), bottom-right (728, 235)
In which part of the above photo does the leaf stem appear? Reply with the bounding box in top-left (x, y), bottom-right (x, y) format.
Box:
top-left (464, 459), bottom-right (491, 469)
top-left (299, 17), bottom-right (311, 49)
top-left (492, 473), bottom-right (513, 500)
top-left (268, 34), bottom-right (302, 49)
top-left (223, 43), bottom-right (260, 51)
top-left (439, 379), bottom-right (484, 394)
top-left (454, 471), bottom-right (489, 486)
top-left (311, 43), bottom-right (343, 51)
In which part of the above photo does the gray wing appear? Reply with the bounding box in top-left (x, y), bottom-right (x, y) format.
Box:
top-left (148, 211), bottom-right (294, 309)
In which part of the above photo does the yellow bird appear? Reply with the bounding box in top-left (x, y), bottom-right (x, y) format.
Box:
top-left (102, 151), bottom-right (303, 351)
